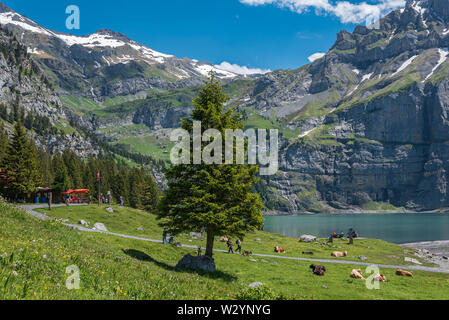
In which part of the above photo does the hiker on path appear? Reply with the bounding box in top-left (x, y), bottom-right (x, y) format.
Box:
top-left (227, 238), bottom-right (234, 254)
top-left (48, 192), bottom-right (52, 211)
top-left (235, 238), bottom-right (242, 253)
top-left (119, 196), bottom-right (124, 206)
top-left (162, 228), bottom-right (168, 244)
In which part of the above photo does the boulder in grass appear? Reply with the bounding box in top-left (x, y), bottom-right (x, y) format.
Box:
top-left (175, 254), bottom-right (216, 273)
top-left (300, 235), bottom-right (317, 243)
top-left (106, 206), bottom-right (114, 213)
top-left (93, 223), bottom-right (108, 232)
top-left (249, 282), bottom-right (263, 288)
top-left (190, 232), bottom-right (203, 240)
top-left (78, 220), bottom-right (89, 227)
top-left (404, 257), bottom-right (422, 265)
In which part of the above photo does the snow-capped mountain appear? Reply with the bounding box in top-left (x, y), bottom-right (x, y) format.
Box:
top-left (0, 3), bottom-right (239, 100)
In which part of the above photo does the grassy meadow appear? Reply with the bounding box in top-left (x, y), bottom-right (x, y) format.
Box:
top-left (0, 202), bottom-right (448, 300)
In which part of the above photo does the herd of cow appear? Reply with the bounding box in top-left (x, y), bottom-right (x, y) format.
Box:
top-left (219, 238), bottom-right (415, 282)
top-left (271, 247), bottom-right (414, 281)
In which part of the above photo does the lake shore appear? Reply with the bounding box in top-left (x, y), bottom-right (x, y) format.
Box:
top-left (264, 208), bottom-right (449, 216)
top-left (402, 240), bottom-right (449, 270)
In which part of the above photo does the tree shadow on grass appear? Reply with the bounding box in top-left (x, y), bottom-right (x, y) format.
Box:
top-left (122, 249), bottom-right (237, 282)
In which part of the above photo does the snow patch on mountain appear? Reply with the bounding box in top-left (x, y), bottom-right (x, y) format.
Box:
top-left (0, 11), bottom-right (51, 36)
top-left (423, 48), bottom-right (449, 82)
top-left (391, 55), bottom-right (418, 77)
top-left (193, 62), bottom-right (237, 78)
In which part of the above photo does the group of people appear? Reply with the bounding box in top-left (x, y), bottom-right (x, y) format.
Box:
top-left (64, 194), bottom-right (89, 205)
top-left (99, 192), bottom-right (124, 206)
top-left (226, 238), bottom-right (242, 254)
top-left (160, 229), bottom-right (244, 254)
top-left (162, 229), bottom-right (174, 245)
top-left (328, 228), bottom-right (359, 244)
top-left (99, 194), bottom-right (109, 204)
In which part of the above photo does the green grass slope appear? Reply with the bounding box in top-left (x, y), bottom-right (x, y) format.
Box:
top-left (1, 202), bottom-right (448, 300)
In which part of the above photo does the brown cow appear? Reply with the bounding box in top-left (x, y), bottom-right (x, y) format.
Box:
top-left (310, 264), bottom-right (326, 276)
top-left (396, 269), bottom-right (413, 277)
top-left (242, 250), bottom-right (252, 256)
top-left (373, 274), bottom-right (387, 282)
top-left (274, 246), bottom-right (286, 253)
top-left (350, 269), bottom-right (365, 280)
top-left (331, 251), bottom-right (347, 257)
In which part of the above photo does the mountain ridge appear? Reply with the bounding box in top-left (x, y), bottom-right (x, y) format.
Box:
top-left (0, 2), bottom-right (251, 102)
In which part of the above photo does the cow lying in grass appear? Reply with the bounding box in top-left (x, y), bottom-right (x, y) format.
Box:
top-left (396, 268), bottom-right (413, 277)
top-left (373, 274), bottom-right (387, 282)
top-left (274, 246), bottom-right (285, 253)
top-left (350, 269), bottom-right (365, 280)
top-left (242, 250), bottom-right (252, 256)
top-left (350, 269), bottom-right (386, 282)
top-left (331, 251), bottom-right (347, 257)
top-left (310, 264), bottom-right (326, 276)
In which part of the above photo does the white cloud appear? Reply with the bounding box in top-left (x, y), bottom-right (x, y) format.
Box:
top-left (215, 61), bottom-right (271, 75)
top-left (239, 0), bottom-right (406, 24)
top-left (308, 52), bottom-right (326, 62)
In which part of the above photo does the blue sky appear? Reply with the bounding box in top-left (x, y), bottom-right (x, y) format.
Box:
top-left (2, 0), bottom-right (406, 72)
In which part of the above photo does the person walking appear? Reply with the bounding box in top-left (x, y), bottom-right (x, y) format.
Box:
top-left (227, 238), bottom-right (234, 254)
top-left (119, 195), bottom-right (124, 207)
top-left (162, 228), bottom-right (168, 245)
top-left (235, 238), bottom-right (242, 253)
top-left (48, 192), bottom-right (52, 211)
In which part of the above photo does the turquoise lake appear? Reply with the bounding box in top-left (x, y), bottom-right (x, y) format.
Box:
top-left (263, 213), bottom-right (449, 244)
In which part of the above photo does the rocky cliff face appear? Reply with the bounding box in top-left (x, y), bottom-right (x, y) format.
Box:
top-left (0, 25), bottom-right (99, 158)
top-left (251, 0), bottom-right (449, 213)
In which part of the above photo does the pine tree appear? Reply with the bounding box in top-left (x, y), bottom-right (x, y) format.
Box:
top-left (111, 170), bottom-right (126, 204)
top-left (128, 168), bottom-right (142, 208)
top-left (157, 73), bottom-right (264, 258)
top-left (0, 122), bottom-right (9, 164)
top-left (138, 172), bottom-right (160, 212)
top-left (52, 166), bottom-right (70, 194)
top-left (3, 122), bottom-right (42, 200)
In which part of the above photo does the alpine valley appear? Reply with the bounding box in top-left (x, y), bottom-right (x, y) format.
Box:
top-left (2, 0), bottom-right (449, 214)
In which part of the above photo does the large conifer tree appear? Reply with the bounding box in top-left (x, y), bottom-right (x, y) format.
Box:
top-left (3, 122), bottom-right (42, 200)
top-left (0, 122), bottom-right (9, 164)
top-left (158, 74), bottom-right (264, 258)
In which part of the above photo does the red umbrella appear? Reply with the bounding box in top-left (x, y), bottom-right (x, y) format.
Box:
top-left (73, 189), bottom-right (89, 194)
